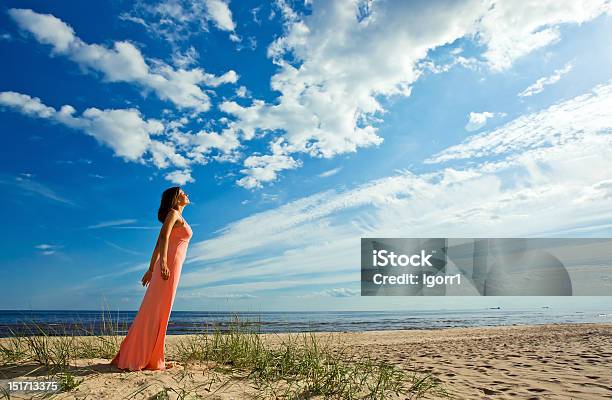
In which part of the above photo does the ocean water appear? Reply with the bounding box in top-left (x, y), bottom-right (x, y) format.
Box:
top-left (1, 308), bottom-right (611, 337)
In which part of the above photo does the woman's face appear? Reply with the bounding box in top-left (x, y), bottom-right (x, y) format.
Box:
top-left (177, 189), bottom-right (190, 206)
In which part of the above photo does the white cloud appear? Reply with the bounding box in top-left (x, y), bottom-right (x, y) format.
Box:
top-left (428, 81), bottom-right (612, 164)
top-left (0, 91), bottom-right (55, 118)
top-left (79, 108), bottom-right (162, 160)
top-left (9, 8), bottom-right (237, 113)
top-left (202, 70), bottom-right (239, 87)
top-left (475, 1), bottom-right (611, 71)
top-left (235, 85), bottom-right (249, 98)
top-left (175, 80), bottom-right (612, 295)
top-left (318, 167), bottom-right (342, 178)
top-left (121, 0), bottom-right (238, 43)
top-left (417, 56), bottom-right (484, 75)
top-left (34, 243), bottom-right (63, 256)
top-left (273, 0), bottom-right (300, 24)
top-left (193, 129), bottom-right (241, 154)
top-left (236, 139), bottom-right (302, 189)
top-left (0, 91), bottom-right (242, 183)
top-left (171, 46), bottom-right (199, 68)
top-left (149, 140), bottom-right (190, 169)
top-left (574, 179), bottom-right (612, 204)
top-left (222, 1), bottom-right (485, 187)
top-left (8, 2), bottom-right (611, 193)
top-left (8, 8), bottom-right (75, 52)
top-left (188, 172), bottom-right (429, 264)
top-left (465, 111), bottom-right (505, 132)
top-left (181, 131), bottom-right (612, 292)
top-left (222, 0), bottom-right (610, 188)
top-left (34, 244), bottom-right (59, 250)
top-left (237, 153), bottom-right (301, 189)
top-left (0, 91), bottom-right (161, 162)
top-left (518, 62), bottom-right (573, 97)
top-left (204, 0), bottom-right (236, 32)
top-left (123, 116), bottom-right (612, 292)
top-left (164, 169), bottom-right (195, 185)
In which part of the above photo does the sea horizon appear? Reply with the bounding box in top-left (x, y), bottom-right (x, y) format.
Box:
top-left (2, 307), bottom-right (611, 337)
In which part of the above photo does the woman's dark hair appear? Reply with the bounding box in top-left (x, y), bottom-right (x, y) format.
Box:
top-left (158, 186), bottom-right (181, 223)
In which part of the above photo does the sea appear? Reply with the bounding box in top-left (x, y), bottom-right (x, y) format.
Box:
top-left (1, 308), bottom-right (611, 337)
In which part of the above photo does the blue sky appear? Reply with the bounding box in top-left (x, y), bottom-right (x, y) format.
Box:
top-left (1, 0), bottom-right (612, 311)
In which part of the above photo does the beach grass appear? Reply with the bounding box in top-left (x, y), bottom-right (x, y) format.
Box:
top-left (0, 311), bottom-right (448, 399)
top-left (0, 306), bottom-right (125, 372)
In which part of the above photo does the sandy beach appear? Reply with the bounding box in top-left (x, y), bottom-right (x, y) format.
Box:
top-left (1, 323), bottom-right (611, 399)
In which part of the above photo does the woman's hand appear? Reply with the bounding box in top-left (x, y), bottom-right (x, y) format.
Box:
top-left (141, 270), bottom-right (153, 287)
top-left (160, 260), bottom-right (170, 280)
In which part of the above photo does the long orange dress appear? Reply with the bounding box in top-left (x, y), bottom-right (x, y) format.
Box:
top-left (110, 220), bottom-right (192, 371)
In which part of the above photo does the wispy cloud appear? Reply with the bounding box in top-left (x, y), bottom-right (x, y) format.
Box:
top-left (65, 262), bottom-right (150, 294)
top-left (112, 225), bottom-right (160, 230)
top-left (178, 273), bottom-right (357, 296)
top-left (0, 175), bottom-right (76, 206)
top-left (299, 288), bottom-right (359, 298)
top-left (428, 81), bottom-right (612, 164)
top-left (34, 243), bottom-right (63, 256)
top-left (177, 291), bottom-right (257, 300)
top-left (518, 62), bottom-right (573, 97)
top-left (103, 240), bottom-right (144, 256)
top-left (90, 262), bottom-right (149, 281)
top-left (318, 167), bottom-right (342, 178)
top-left (87, 219), bottom-right (137, 229)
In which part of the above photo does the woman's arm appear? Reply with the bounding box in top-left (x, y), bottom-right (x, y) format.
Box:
top-left (147, 238), bottom-right (160, 272)
top-left (157, 209), bottom-right (180, 280)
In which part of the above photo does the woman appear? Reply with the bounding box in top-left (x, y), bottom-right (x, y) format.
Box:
top-left (110, 186), bottom-right (192, 371)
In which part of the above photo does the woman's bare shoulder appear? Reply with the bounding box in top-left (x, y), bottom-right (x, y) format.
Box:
top-left (167, 209), bottom-right (185, 226)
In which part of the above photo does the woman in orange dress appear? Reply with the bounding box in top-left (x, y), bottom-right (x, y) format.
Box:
top-left (110, 186), bottom-right (192, 371)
